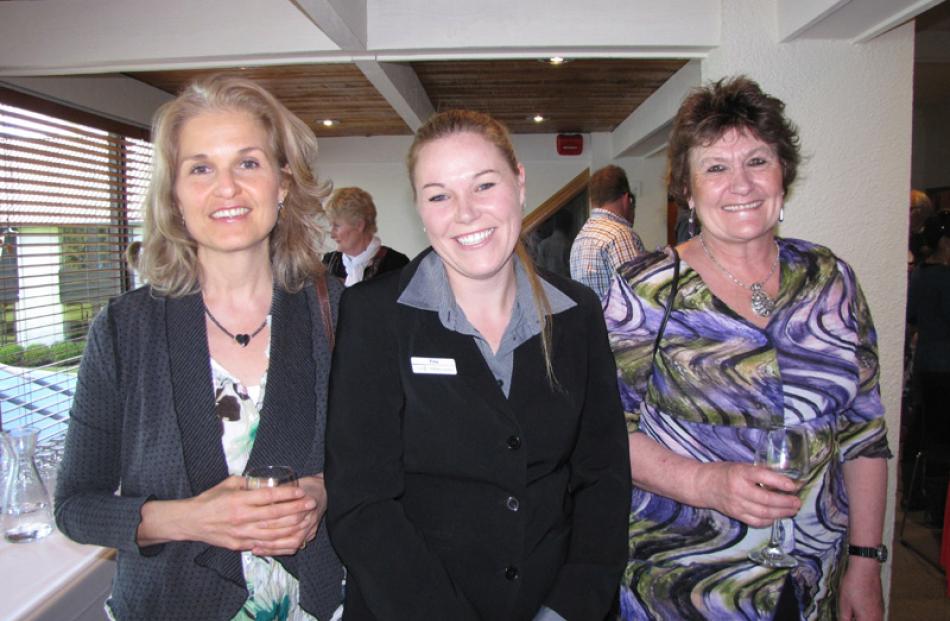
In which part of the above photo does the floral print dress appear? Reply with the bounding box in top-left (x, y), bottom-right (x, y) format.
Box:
top-left (211, 356), bottom-right (317, 621)
top-left (604, 238), bottom-right (890, 620)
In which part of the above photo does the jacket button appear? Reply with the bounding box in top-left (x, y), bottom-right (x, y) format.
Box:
top-left (505, 565), bottom-right (520, 581)
top-left (506, 435), bottom-right (521, 450)
top-left (505, 496), bottom-right (520, 512)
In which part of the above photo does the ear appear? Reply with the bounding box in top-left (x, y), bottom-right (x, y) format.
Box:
top-left (278, 165), bottom-right (291, 204)
top-left (517, 163), bottom-right (526, 208)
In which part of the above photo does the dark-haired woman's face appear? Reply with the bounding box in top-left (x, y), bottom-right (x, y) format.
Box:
top-left (688, 128), bottom-right (783, 245)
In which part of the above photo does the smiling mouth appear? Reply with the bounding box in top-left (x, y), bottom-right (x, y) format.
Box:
top-left (212, 207), bottom-right (250, 219)
top-left (455, 228), bottom-right (494, 246)
top-left (722, 201), bottom-right (762, 212)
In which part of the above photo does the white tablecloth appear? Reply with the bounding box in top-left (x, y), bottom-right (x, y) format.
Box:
top-left (0, 530), bottom-right (114, 621)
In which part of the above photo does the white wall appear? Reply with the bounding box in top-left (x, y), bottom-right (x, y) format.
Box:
top-left (625, 0), bottom-right (910, 604)
top-left (316, 133), bottom-right (591, 258)
top-left (618, 151), bottom-right (669, 251)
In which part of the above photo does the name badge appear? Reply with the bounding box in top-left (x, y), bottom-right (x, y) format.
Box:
top-left (411, 357), bottom-right (457, 375)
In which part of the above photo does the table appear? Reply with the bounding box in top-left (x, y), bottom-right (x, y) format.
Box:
top-left (0, 530), bottom-right (114, 620)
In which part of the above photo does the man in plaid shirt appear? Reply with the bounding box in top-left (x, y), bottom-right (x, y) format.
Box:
top-left (569, 165), bottom-right (645, 297)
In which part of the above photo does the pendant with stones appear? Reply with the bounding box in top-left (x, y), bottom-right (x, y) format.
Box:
top-left (749, 283), bottom-right (775, 318)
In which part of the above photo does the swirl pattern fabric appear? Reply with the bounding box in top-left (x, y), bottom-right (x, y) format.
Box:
top-left (605, 238), bottom-right (889, 620)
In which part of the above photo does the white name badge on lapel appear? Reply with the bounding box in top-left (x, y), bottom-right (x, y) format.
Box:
top-left (411, 357), bottom-right (458, 375)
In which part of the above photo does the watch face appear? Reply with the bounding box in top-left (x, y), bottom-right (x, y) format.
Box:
top-left (877, 546), bottom-right (888, 562)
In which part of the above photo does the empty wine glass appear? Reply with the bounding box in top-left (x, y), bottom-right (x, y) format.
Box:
top-left (748, 426), bottom-right (809, 568)
top-left (244, 465), bottom-right (298, 490)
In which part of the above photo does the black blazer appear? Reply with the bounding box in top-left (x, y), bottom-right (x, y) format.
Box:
top-left (322, 245), bottom-right (409, 283)
top-left (326, 250), bottom-right (630, 621)
top-left (55, 280), bottom-right (344, 620)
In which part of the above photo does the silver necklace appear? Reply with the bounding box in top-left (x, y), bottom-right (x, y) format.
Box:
top-left (204, 305), bottom-right (268, 347)
top-left (699, 233), bottom-right (780, 318)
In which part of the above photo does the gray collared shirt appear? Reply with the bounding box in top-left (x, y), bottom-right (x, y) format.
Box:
top-left (398, 251), bottom-right (576, 397)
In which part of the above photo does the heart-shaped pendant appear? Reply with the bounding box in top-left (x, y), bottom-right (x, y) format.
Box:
top-left (235, 333), bottom-right (251, 347)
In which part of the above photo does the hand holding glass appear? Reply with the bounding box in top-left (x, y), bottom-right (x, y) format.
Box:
top-left (748, 427), bottom-right (809, 568)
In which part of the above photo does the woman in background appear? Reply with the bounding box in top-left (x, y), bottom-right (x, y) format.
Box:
top-left (606, 76), bottom-right (889, 620)
top-left (322, 186), bottom-right (409, 286)
top-left (55, 75), bottom-right (344, 621)
top-left (326, 110), bottom-right (629, 620)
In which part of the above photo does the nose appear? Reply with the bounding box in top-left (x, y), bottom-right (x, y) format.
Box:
top-left (454, 194), bottom-right (478, 224)
top-left (213, 169), bottom-right (238, 198)
top-left (729, 166), bottom-right (752, 194)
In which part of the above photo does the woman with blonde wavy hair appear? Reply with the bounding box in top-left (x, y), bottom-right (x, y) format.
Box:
top-left (326, 109), bottom-right (630, 620)
top-left (56, 75), bottom-right (344, 621)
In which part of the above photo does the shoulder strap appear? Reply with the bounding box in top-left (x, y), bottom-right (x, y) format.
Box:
top-left (652, 247), bottom-right (680, 362)
top-left (315, 273), bottom-right (335, 352)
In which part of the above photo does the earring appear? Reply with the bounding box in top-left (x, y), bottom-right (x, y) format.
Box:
top-left (278, 201), bottom-right (284, 212)
top-left (687, 206), bottom-right (696, 238)
top-left (779, 206), bottom-right (784, 223)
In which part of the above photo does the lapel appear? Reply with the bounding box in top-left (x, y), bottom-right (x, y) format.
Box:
top-left (247, 287), bottom-right (315, 474)
top-left (396, 251), bottom-right (516, 423)
top-left (165, 292), bottom-right (244, 588)
top-left (166, 292), bottom-right (227, 495)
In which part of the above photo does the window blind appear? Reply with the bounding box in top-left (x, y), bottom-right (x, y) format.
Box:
top-left (0, 91), bottom-right (152, 444)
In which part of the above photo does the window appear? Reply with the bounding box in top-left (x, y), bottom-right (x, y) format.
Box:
top-left (0, 88), bottom-right (152, 445)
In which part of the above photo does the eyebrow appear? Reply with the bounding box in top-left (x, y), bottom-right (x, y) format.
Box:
top-left (179, 145), bottom-right (267, 163)
top-left (696, 147), bottom-right (773, 164)
top-left (420, 168), bottom-right (499, 190)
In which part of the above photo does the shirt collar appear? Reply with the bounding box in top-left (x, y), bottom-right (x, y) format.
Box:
top-left (397, 251), bottom-right (576, 334)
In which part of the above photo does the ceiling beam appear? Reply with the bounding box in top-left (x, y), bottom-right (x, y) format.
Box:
top-left (354, 61), bottom-right (435, 132)
top-left (290, 0), bottom-right (367, 51)
top-left (611, 60), bottom-right (700, 158)
top-left (778, 0), bottom-right (945, 43)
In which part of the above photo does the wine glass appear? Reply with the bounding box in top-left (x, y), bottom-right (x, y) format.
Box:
top-left (244, 465), bottom-right (298, 490)
top-left (748, 427), bottom-right (809, 568)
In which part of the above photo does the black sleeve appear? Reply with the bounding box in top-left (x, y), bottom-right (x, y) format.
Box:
top-left (325, 283), bottom-right (479, 621)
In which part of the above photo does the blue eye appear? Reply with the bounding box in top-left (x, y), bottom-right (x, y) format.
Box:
top-left (240, 159), bottom-right (260, 169)
top-left (706, 164), bottom-right (726, 173)
top-left (475, 182), bottom-right (496, 192)
top-left (189, 164), bottom-right (210, 175)
top-left (427, 193), bottom-right (449, 203)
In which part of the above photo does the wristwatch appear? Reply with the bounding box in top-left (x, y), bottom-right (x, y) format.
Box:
top-left (848, 544), bottom-right (888, 562)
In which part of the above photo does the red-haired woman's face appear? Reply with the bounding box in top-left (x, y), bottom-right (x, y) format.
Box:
top-left (413, 131), bottom-right (525, 289)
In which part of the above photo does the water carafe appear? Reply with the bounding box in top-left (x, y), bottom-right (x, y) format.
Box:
top-left (2, 428), bottom-right (54, 543)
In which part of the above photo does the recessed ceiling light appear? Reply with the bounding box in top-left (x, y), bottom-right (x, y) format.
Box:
top-left (321, 119), bottom-right (339, 127)
top-left (531, 114), bottom-right (545, 123)
top-left (548, 56), bottom-right (568, 65)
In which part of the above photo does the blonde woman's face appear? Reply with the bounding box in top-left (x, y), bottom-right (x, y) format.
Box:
top-left (174, 109), bottom-right (287, 262)
top-left (330, 217), bottom-right (368, 256)
top-left (413, 131), bottom-right (525, 289)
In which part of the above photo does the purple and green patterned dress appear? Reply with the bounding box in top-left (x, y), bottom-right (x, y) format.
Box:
top-left (604, 237), bottom-right (890, 620)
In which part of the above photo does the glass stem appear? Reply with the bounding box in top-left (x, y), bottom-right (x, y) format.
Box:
top-left (768, 519), bottom-right (784, 550)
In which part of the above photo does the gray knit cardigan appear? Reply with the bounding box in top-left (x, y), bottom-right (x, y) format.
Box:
top-left (54, 279), bottom-right (344, 620)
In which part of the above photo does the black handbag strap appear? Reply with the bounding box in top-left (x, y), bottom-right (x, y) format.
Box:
top-left (652, 247), bottom-right (681, 362)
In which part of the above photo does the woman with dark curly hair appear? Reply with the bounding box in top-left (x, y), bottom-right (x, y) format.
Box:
top-left (605, 76), bottom-right (889, 620)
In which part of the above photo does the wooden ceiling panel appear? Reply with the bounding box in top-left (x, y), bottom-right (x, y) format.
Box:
top-left (126, 58), bottom-right (688, 137)
top-left (126, 64), bottom-right (412, 137)
top-left (411, 59), bottom-right (688, 134)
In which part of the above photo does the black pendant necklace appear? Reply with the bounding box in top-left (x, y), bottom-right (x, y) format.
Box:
top-left (204, 305), bottom-right (268, 347)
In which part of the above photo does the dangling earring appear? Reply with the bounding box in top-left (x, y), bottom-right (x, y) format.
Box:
top-left (687, 206), bottom-right (696, 238)
top-left (277, 201), bottom-right (284, 212)
top-left (778, 206), bottom-right (784, 223)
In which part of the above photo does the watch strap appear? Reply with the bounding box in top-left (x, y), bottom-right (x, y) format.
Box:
top-left (848, 544), bottom-right (887, 562)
